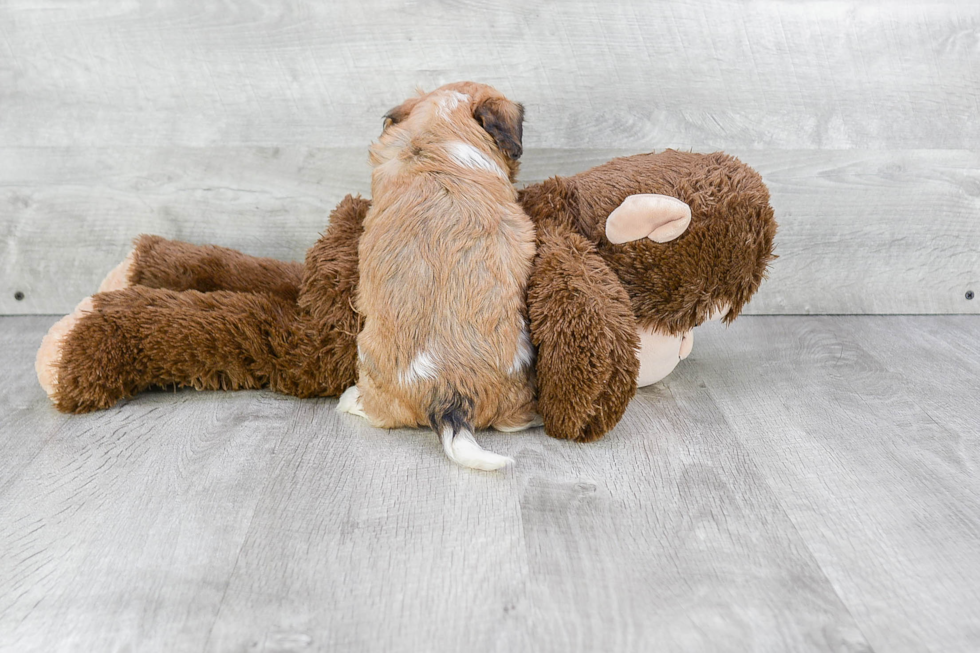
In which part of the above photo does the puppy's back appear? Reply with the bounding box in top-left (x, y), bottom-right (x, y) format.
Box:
top-left (357, 169), bottom-right (536, 427)
top-left (352, 83), bottom-right (537, 469)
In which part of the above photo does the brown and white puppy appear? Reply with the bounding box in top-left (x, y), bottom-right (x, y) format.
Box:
top-left (337, 82), bottom-right (537, 471)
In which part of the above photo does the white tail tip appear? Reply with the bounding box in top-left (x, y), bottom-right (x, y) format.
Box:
top-left (440, 427), bottom-right (514, 471)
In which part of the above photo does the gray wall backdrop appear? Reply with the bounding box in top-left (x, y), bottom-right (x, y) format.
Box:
top-left (1, 0), bottom-right (977, 315)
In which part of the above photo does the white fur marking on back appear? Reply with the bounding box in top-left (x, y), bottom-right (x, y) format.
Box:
top-left (508, 322), bottom-right (534, 375)
top-left (440, 426), bottom-right (514, 471)
top-left (447, 141), bottom-right (507, 178)
top-left (436, 91), bottom-right (470, 118)
top-left (399, 349), bottom-right (439, 386)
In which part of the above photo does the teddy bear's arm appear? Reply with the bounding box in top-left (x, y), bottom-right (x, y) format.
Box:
top-left (277, 194), bottom-right (371, 398)
top-left (528, 221), bottom-right (639, 442)
top-left (296, 194), bottom-right (369, 315)
top-left (117, 235), bottom-right (305, 301)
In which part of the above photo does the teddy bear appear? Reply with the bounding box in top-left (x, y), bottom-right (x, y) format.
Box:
top-left (35, 149), bottom-right (776, 443)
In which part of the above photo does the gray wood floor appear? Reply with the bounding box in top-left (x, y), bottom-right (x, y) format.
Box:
top-left (1, 315), bottom-right (978, 653)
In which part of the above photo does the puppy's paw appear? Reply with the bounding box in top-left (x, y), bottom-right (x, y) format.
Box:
top-left (36, 297), bottom-right (94, 400)
top-left (337, 385), bottom-right (369, 419)
top-left (605, 194), bottom-right (692, 244)
top-left (98, 249), bottom-right (136, 293)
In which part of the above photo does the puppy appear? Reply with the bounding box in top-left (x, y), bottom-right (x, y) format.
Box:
top-left (338, 82), bottom-right (537, 471)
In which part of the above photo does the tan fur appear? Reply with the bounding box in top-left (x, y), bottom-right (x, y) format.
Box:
top-left (354, 82), bottom-right (536, 431)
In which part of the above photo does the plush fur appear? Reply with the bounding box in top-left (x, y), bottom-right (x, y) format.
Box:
top-left (39, 195), bottom-right (369, 413)
top-left (36, 149), bottom-right (776, 445)
top-left (520, 149), bottom-right (777, 335)
top-left (128, 235), bottom-right (304, 301)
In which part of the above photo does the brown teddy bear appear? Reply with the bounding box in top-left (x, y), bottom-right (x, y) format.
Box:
top-left (35, 149), bottom-right (775, 443)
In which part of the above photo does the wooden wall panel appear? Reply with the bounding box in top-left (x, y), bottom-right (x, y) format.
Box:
top-left (1, 0), bottom-right (977, 150)
top-left (3, 147), bottom-right (977, 315)
top-left (1, 0), bottom-right (978, 314)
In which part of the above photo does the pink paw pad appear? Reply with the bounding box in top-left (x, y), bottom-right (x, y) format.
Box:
top-left (36, 297), bottom-right (94, 399)
top-left (98, 250), bottom-right (135, 293)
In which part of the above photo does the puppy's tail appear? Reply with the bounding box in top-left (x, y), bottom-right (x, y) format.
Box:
top-left (429, 391), bottom-right (513, 471)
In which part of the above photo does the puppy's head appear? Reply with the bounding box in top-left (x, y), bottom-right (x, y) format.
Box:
top-left (372, 82), bottom-right (524, 181)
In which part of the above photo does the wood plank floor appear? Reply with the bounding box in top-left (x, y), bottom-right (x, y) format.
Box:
top-left (1, 315), bottom-right (978, 653)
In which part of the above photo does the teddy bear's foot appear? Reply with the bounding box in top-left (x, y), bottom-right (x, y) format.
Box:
top-left (35, 297), bottom-right (94, 400)
top-left (636, 327), bottom-right (694, 387)
top-left (98, 249), bottom-right (136, 293)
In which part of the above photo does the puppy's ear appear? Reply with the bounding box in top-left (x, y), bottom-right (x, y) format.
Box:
top-left (384, 97), bottom-right (421, 128)
top-left (474, 98), bottom-right (524, 160)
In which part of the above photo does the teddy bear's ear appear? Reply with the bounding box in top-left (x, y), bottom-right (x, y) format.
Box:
top-left (473, 98), bottom-right (524, 160)
top-left (605, 194), bottom-right (692, 244)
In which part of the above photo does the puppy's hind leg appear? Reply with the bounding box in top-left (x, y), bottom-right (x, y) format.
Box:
top-left (492, 392), bottom-right (542, 432)
top-left (493, 414), bottom-right (544, 432)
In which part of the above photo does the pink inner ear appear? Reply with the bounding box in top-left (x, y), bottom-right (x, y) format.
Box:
top-left (605, 194), bottom-right (692, 244)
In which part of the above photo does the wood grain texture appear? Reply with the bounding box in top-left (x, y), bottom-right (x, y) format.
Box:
top-left (3, 147), bottom-right (977, 315)
top-left (204, 387), bottom-right (869, 652)
top-left (1, 0), bottom-right (977, 150)
top-left (3, 0), bottom-right (979, 315)
top-left (686, 315), bottom-right (980, 652)
top-left (0, 397), bottom-right (285, 651)
top-left (4, 315), bottom-right (980, 651)
top-left (0, 316), bottom-right (69, 494)
top-left (0, 319), bottom-right (307, 651)
top-left (0, 314), bottom-right (888, 653)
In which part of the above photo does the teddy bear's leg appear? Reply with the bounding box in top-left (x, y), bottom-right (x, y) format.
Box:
top-left (36, 286), bottom-right (300, 413)
top-left (99, 251), bottom-right (137, 293)
top-left (99, 234), bottom-right (305, 301)
top-left (36, 296), bottom-right (95, 400)
top-left (528, 221), bottom-right (639, 442)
